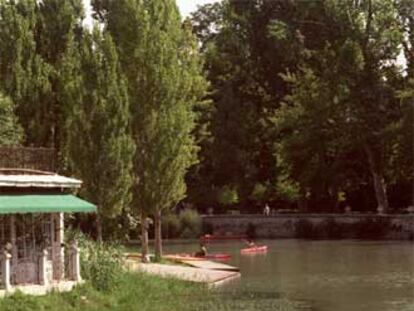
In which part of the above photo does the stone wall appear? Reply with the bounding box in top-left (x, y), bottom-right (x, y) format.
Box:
top-left (202, 214), bottom-right (414, 240)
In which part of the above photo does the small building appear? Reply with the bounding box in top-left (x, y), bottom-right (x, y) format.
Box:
top-left (0, 147), bottom-right (96, 296)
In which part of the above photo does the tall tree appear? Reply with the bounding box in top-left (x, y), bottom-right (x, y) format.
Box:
top-left (93, 0), bottom-right (207, 260)
top-left (62, 29), bottom-right (134, 241)
top-left (92, 0), bottom-right (151, 260)
top-left (133, 0), bottom-right (206, 261)
top-left (0, 93), bottom-right (23, 145)
top-left (0, 0), bottom-right (84, 164)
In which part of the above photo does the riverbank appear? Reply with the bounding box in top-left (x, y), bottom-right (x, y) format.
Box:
top-left (0, 272), bottom-right (208, 311)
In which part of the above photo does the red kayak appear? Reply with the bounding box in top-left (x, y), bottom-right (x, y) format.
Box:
top-left (198, 253), bottom-right (231, 261)
top-left (240, 245), bottom-right (268, 254)
top-left (205, 253), bottom-right (231, 260)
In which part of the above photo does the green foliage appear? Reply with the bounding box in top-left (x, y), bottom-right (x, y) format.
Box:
top-left (162, 209), bottom-right (202, 238)
top-left (217, 185), bottom-right (239, 206)
top-left (62, 28), bottom-right (134, 239)
top-left (77, 235), bottom-right (123, 292)
top-left (0, 93), bottom-right (23, 145)
top-left (0, 272), bottom-right (211, 311)
top-left (250, 183), bottom-right (267, 201)
top-left (0, 0), bottom-right (83, 149)
top-left (179, 209), bottom-right (202, 238)
top-left (162, 213), bottom-right (181, 239)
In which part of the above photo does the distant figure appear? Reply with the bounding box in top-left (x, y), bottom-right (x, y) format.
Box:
top-left (194, 242), bottom-right (208, 257)
top-left (245, 238), bottom-right (256, 248)
top-left (263, 204), bottom-right (270, 216)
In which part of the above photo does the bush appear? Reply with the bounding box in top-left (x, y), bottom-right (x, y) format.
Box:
top-left (162, 213), bottom-right (181, 238)
top-left (217, 185), bottom-right (239, 205)
top-left (179, 209), bottom-right (201, 238)
top-left (77, 235), bottom-right (123, 292)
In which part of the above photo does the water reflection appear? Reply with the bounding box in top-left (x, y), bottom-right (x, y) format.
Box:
top-left (164, 239), bottom-right (414, 311)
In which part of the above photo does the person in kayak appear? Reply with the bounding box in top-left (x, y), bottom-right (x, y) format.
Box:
top-left (194, 242), bottom-right (208, 257)
top-left (245, 238), bottom-right (256, 248)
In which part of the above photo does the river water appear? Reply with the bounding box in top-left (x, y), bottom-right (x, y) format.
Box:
top-left (164, 239), bottom-right (414, 311)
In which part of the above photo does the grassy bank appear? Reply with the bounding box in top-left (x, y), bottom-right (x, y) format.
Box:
top-left (0, 272), bottom-right (208, 311)
top-left (0, 272), bottom-right (299, 311)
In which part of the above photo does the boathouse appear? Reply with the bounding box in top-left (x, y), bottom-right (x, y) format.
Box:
top-left (0, 147), bottom-right (96, 295)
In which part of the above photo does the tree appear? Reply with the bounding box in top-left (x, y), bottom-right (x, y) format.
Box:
top-left (275, 0), bottom-right (405, 212)
top-left (0, 0), bottom-right (84, 163)
top-left (62, 29), bottom-right (134, 241)
top-left (92, 0), bottom-right (207, 261)
top-left (92, 0), bottom-right (151, 260)
top-left (0, 93), bottom-right (23, 145)
top-left (133, 0), bottom-right (206, 261)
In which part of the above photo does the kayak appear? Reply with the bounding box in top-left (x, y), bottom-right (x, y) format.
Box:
top-left (164, 254), bottom-right (205, 261)
top-left (203, 253), bottom-right (231, 260)
top-left (165, 253), bottom-right (231, 261)
top-left (240, 245), bottom-right (268, 254)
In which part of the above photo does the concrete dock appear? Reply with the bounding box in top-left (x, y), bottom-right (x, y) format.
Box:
top-left (125, 258), bottom-right (240, 287)
top-left (181, 260), bottom-right (240, 272)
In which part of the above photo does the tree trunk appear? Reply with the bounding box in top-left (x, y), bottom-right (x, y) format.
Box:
top-left (154, 208), bottom-right (162, 262)
top-left (364, 144), bottom-right (389, 213)
top-left (96, 213), bottom-right (103, 242)
top-left (140, 210), bottom-right (149, 263)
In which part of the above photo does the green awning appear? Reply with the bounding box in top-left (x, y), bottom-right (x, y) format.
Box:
top-left (0, 194), bottom-right (97, 214)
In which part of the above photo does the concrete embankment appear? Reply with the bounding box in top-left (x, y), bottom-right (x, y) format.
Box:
top-left (125, 259), bottom-right (240, 287)
top-left (202, 214), bottom-right (414, 240)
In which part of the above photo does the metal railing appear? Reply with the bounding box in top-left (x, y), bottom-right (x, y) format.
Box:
top-left (0, 147), bottom-right (55, 173)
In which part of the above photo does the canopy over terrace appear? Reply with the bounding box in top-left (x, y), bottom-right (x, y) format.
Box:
top-left (0, 170), bottom-right (96, 292)
top-left (0, 194), bottom-right (96, 214)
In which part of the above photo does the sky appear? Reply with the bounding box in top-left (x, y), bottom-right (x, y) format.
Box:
top-left (176, 0), bottom-right (220, 17)
top-left (83, 0), bottom-right (220, 22)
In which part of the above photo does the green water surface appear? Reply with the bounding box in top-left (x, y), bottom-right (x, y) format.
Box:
top-left (163, 239), bottom-right (414, 311)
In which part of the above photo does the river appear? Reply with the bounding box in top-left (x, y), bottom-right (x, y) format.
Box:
top-left (163, 239), bottom-right (414, 311)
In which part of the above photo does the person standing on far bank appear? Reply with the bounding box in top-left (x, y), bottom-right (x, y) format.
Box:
top-left (263, 203), bottom-right (270, 216)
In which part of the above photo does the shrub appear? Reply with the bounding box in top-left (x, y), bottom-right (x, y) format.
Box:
top-left (77, 234), bottom-right (123, 292)
top-left (217, 185), bottom-right (239, 205)
top-left (162, 213), bottom-right (181, 239)
top-left (179, 209), bottom-right (201, 238)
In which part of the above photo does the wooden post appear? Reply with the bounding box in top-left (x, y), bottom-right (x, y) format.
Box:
top-left (57, 213), bottom-right (64, 280)
top-left (38, 249), bottom-right (49, 286)
top-left (69, 241), bottom-right (81, 282)
top-left (2, 250), bottom-right (11, 291)
top-left (10, 215), bottom-right (17, 266)
top-left (51, 213), bottom-right (65, 280)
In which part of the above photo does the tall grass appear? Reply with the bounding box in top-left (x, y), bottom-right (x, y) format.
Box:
top-left (0, 273), bottom-right (208, 311)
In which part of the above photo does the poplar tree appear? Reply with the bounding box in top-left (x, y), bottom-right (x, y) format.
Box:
top-left (0, 93), bottom-right (23, 145)
top-left (0, 0), bottom-right (84, 158)
top-left (92, 0), bottom-right (152, 260)
top-left (92, 0), bottom-right (207, 260)
top-left (62, 29), bottom-right (134, 240)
